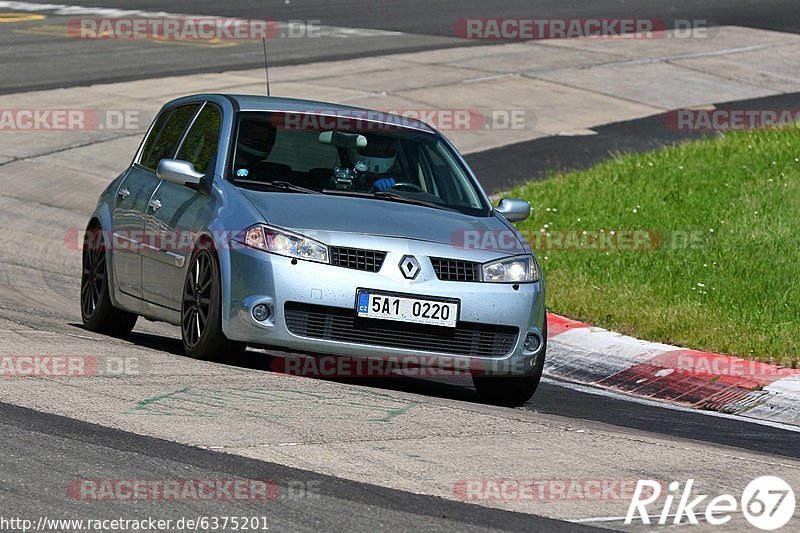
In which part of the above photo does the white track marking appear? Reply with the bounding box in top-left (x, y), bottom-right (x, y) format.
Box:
top-left (570, 512), bottom-right (710, 524)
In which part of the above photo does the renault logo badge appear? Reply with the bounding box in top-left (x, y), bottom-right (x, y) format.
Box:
top-left (399, 255), bottom-right (421, 280)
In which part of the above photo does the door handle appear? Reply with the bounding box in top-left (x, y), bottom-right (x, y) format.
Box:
top-left (149, 199), bottom-right (162, 211)
top-left (118, 188), bottom-right (130, 200)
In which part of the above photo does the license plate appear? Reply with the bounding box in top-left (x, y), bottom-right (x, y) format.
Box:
top-left (356, 290), bottom-right (459, 328)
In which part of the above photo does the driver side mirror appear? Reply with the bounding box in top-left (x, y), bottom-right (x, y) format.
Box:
top-left (495, 198), bottom-right (531, 222)
top-left (156, 159), bottom-right (204, 187)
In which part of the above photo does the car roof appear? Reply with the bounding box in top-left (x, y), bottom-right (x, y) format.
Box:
top-left (167, 93), bottom-right (437, 134)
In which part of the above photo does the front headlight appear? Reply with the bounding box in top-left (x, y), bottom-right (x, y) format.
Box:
top-left (482, 254), bottom-right (540, 283)
top-left (234, 225), bottom-right (329, 264)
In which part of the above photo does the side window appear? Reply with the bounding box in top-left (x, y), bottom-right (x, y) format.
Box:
top-left (177, 104), bottom-right (222, 174)
top-left (138, 111), bottom-right (171, 169)
top-left (141, 104), bottom-right (201, 170)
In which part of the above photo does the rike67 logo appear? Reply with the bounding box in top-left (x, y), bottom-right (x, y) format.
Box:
top-left (626, 476), bottom-right (795, 530)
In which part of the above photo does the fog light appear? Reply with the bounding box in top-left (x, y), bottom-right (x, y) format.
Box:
top-left (252, 304), bottom-right (271, 322)
top-left (524, 333), bottom-right (541, 352)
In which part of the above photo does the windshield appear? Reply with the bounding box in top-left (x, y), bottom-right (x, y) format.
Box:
top-left (230, 111), bottom-right (491, 216)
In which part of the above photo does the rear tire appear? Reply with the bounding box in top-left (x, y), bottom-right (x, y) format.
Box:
top-left (181, 242), bottom-right (245, 360)
top-left (80, 226), bottom-right (138, 337)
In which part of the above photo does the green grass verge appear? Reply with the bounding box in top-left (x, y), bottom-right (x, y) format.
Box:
top-left (509, 128), bottom-right (800, 362)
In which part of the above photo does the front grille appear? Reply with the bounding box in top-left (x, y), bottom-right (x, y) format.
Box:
top-left (284, 302), bottom-right (518, 357)
top-left (330, 246), bottom-right (386, 273)
top-left (430, 257), bottom-right (481, 282)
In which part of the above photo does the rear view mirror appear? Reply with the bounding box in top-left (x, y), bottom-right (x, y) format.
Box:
top-left (495, 198), bottom-right (531, 222)
top-left (156, 159), bottom-right (204, 187)
top-left (318, 130), bottom-right (368, 148)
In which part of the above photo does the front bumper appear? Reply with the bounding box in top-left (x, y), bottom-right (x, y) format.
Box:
top-left (222, 236), bottom-right (545, 376)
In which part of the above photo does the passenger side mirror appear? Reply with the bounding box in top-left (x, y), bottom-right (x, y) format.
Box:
top-left (495, 198), bottom-right (531, 222)
top-left (156, 159), bottom-right (204, 187)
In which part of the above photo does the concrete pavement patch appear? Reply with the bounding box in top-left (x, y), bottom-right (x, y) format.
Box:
top-left (532, 61), bottom-right (775, 110)
top-left (537, 25), bottom-right (800, 59)
top-left (672, 43), bottom-right (800, 93)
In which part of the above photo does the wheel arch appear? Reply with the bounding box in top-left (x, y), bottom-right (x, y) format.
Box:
top-left (188, 230), bottom-right (235, 339)
top-left (83, 207), bottom-right (129, 312)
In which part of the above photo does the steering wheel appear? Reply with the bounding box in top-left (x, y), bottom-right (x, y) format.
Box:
top-left (392, 182), bottom-right (425, 193)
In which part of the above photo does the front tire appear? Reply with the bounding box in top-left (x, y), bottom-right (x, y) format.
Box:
top-left (181, 243), bottom-right (245, 360)
top-left (473, 336), bottom-right (546, 407)
top-left (80, 226), bottom-right (137, 337)
top-left (473, 371), bottom-right (543, 407)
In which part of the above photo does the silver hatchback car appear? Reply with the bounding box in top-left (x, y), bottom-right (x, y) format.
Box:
top-left (81, 94), bottom-right (546, 405)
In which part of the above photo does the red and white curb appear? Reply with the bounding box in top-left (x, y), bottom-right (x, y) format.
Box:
top-left (545, 314), bottom-right (800, 427)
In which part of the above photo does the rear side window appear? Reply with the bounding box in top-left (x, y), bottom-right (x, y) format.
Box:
top-left (141, 104), bottom-right (201, 170)
top-left (177, 104), bottom-right (222, 174)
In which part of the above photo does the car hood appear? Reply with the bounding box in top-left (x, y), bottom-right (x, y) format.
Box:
top-left (239, 190), bottom-right (525, 252)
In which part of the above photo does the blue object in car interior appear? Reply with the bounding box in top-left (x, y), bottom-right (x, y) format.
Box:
top-left (371, 178), bottom-right (396, 192)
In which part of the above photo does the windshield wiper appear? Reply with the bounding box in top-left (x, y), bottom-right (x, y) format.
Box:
top-left (235, 179), bottom-right (320, 194)
top-left (373, 191), bottom-right (460, 212)
top-left (321, 189), bottom-right (459, 212)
